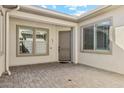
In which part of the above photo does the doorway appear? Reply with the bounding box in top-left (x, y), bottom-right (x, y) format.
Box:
top-left (59, 31), bottom-right (71, 62)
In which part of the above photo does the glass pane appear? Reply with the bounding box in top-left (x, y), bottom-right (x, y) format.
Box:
top-left (96, 20), bottom-right (110, 50)
top-left (18, 27), bottom-right (33, 54)
top-left (83, 25), bottom-right (94, 50)
top-left (35, 29), bottom-right (48, 55)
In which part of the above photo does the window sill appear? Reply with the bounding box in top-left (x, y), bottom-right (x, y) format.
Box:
top-left (16, 53), bottom-right (49, 57)
top-left (81, 50), bottom-right (112, 55)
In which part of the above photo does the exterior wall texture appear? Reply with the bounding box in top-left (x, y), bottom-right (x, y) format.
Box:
top-left (78, 6), bottom-right (124, 74)
top-left (0, 13), bottom-right (5, 76)
top-left (9, 18), bottom-right (71, 66)
top-left (1, 5), bottom-right (124, 76)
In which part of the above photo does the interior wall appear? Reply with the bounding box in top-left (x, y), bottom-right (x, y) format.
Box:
top-left (78, 6), bottom-right (124, 74)
top-left (9, 18), bottom-right (71, 66)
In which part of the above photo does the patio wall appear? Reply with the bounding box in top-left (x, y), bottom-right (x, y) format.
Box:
top-left (78, 6), bottom-right (124, 74)
top-left (9, 18), bottom-right (71, 66)
top-left (0, 12), bottom-right (5, 76)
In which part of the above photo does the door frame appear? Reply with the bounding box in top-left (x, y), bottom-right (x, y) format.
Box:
top-left (58, 30), bottom-right (72, 62)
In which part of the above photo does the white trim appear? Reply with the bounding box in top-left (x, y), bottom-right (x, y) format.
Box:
top-left (5, 12), bottom-right (11, 75)
top-left (72, 26), bottom-right (78, 64)
top-left (10, 11), bottom-right (77, 27)
top-left (20, 5), bottom-right (112, 21)
top-left (21, 5), bottom-right (77, 19)
top-left (109, 26), bottom-right (114, 41)
top-left (1, 5), bottom-right (120, 23)
top-left (78, 5), bottom-right (111, 19)
top-left (80, 27), bottom-right (83, 52)
top-left (94, 24), bottom-right (96, 51)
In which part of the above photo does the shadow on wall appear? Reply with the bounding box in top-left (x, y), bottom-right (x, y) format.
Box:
top-left (107, 26), bottom-right (124, 59)
top-left (115, 26), bottom-right (124, 51)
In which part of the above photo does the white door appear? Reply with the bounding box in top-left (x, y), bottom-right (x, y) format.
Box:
top-left (59, 31), bottom-right (71, 61)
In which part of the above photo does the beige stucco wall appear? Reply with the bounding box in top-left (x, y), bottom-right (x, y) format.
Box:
top-left (0, 13), bottom-right (5, 76)
top-left (78, 6), bottom-right (124, 74)
top-left (0, 52), bottom-right (5, 76)
top-left (9, 18), bottom-right (71, 66)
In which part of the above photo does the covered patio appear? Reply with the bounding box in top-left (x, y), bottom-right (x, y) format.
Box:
top-left (0, 62), bottom-right (124, 88)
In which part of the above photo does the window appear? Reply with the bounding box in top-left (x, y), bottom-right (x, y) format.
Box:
top-left (83, 25), bottom-right (94, 50)
top-left (96, 21), bottom-right (110, 50)
top-left (81, 19), bottom-right (112, 53)
top-left (17, 25), bottom-right (49, 56)
top-left (35, 29), bottom-right (48, 55)
top-left (18, 27), bottom-right (33, 55)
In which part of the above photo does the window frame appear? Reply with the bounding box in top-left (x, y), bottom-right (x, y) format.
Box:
top-left (80, 18), bottom-right (113, 54)
top-left (16, 25), bottom-right (49, 57)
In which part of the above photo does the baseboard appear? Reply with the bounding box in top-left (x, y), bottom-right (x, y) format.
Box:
top-left (10, 61), bottom-right (59, 67)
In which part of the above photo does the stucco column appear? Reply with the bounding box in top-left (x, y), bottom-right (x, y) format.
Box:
top-left (5, 11), bottom-right (11, 75)
top-left (0, 12), bottom-right (3, 56)
top-left (0, 8), bottom-right (11, 76)
top-left (4, 10), bottom-right (11, 75)
top-left (72, 25), bottom-right (78, 64)
top-left (0, 10), bottom-right (4, 77)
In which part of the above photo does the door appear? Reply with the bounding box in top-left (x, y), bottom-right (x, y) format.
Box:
top-left (59, 31), bottom-right (71, 61)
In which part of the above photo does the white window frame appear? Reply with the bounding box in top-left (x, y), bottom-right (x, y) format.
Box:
top-left (16, 25), bottom-right (49, 57)
top-left (80, 18), bottom-right (113, 54)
